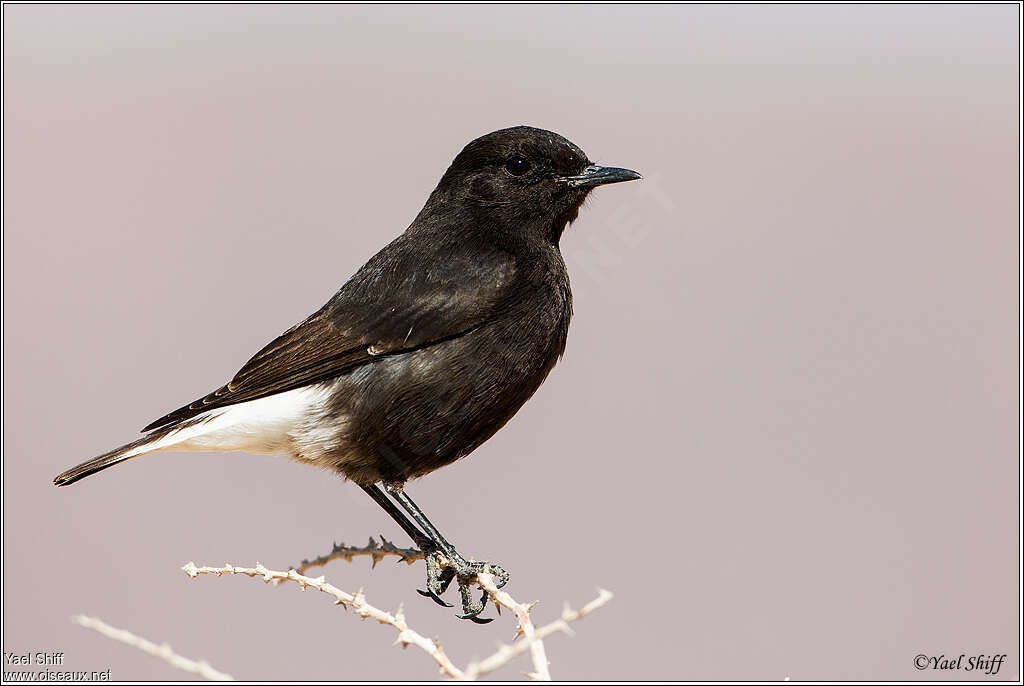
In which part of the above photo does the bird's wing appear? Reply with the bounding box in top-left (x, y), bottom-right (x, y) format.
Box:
top-left (142, 234), bottom-right (518, 432)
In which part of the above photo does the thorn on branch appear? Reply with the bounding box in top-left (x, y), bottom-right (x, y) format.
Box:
top-left (293, 536), bottom-right (424, 576)
top-left (180, 561), bottom-right (613, 681)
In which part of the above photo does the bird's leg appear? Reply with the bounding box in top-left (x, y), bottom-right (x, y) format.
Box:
top-left (383, 483), bottom-right (509, 623)
top-left (360, 484), bottom-right (455, 606)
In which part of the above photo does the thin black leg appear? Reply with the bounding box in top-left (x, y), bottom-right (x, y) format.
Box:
top-left (361, 483), bottom-right (456, 608)
top-left (360, 484), bottom-right (429, 548)
top-left (383, 483), bottom-right (505, 623)
top-left (383, 484), bottom-right (458, 558)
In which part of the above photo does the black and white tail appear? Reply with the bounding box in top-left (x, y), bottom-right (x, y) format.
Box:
top-left (53, 383), bottom-right (335, 486)
top-left (53, 427), bottom-right (183, 486)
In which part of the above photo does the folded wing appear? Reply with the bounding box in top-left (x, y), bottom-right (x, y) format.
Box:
top-left (143, 232), bottom-right (517, 432)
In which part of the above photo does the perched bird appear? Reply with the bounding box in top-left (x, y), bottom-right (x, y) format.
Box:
top-left (54, 126), bottom-right (641, 621)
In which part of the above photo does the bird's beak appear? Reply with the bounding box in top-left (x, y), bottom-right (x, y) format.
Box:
top-left (557, 164), bottom-right (642, 188)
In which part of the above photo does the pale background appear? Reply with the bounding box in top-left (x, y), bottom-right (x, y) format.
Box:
top-left (3, 4), bottom-right (1019, 681)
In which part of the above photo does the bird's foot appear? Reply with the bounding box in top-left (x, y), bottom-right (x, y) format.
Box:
top-left (416, 545), bottom-right (509, 623)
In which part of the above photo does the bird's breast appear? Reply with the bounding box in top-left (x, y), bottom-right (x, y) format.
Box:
top-left (322, 268), bottom-right (572, 484)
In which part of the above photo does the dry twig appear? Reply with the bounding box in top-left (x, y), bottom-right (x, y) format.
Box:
top-left (181, 561), bottom-right (465, 678)
top-left (464, 579), bottom-right (614, 680)
top-left (293, 536), bottom-right (422, 576)
top-left (72, 614), bottom-right (234, 681)
top-left (181, 561), bottom-right (611, 680)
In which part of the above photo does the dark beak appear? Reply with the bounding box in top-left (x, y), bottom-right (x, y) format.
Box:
top-left (557, 164), bottom-right (642, 188)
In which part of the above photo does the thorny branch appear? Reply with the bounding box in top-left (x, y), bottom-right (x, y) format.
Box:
top-left (465, 579), bottom-right (614, 681)
top-left (181, 561), bottom-right (611, 680)
top-left (181, 562), bottom-right (463, 678)
top-left (292, 535), bottom-right (423, 576)
top-left (72, 614), bottom-right (234, 681)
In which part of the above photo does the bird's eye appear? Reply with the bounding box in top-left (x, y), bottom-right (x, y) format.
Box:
top-left (504, 156), bottom-right (531, 176)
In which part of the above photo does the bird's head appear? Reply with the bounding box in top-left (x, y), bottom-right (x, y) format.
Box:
top-left (424, 126), bottom-right (641, 244)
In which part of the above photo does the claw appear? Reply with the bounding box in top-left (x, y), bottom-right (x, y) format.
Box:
top-left (413, 543), bottom-right (508, 624)
top-left (456, 612), bottom-right (494, 624)
top-left (456, 589), bottom-right (494, 623)
top-left (455, 577), bottom-right (491, 619)
top-left (417, 588), bottom-right (454, 607)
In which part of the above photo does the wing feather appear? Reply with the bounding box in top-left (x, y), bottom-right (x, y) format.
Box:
top-left (142, 233), bottom-right (516, 432)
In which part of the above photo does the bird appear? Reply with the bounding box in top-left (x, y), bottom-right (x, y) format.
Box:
top-left (54, 125), bottom-right (641, 622)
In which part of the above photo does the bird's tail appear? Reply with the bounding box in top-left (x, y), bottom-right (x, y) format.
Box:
top-left (53, 422), bottom-right (194, 487)
top-left (54, 389), bottom-right (313, 487)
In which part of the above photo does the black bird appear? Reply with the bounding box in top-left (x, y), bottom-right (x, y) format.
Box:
top-left (54, 126), bottom-right (641, 622)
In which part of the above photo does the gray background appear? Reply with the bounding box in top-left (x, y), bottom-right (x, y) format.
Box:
top-left (3, 4), bottom-right (1019, 681)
